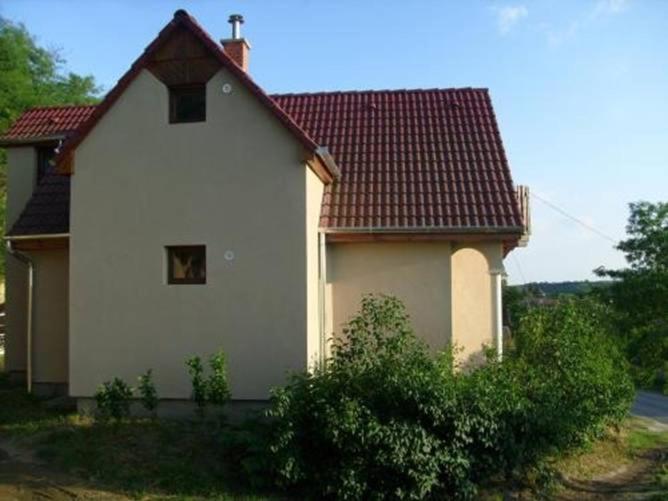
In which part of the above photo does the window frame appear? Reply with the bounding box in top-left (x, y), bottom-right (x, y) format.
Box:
top-left (168, 84), bottom-right (207, 124)
top-left (166, 245), bottom-right (207, 285)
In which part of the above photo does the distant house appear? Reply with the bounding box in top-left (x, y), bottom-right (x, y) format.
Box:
top-left (0, 11), bottom-right (529, 406)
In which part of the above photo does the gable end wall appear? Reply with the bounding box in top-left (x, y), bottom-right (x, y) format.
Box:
top-left (69, 68), bottom-right (317, 399)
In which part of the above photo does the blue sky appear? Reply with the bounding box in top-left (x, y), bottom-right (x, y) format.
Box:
top-left (2, 0), bottom-right (666, 284)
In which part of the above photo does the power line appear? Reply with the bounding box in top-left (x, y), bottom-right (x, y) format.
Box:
top-left (530, 191), bottom-right (617, 244)
top-left (511, 252), bottom-right (527, 284)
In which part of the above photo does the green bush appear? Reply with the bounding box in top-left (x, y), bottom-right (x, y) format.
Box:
top-left (512, 299), bottom-right (634, 450)
top-left (259, 295), bottom-right (634, 499)
top-left (186, 349), bottom-right (231, 417)
top-left (137, 369), bottom-right (158, 416)
top-left (186, 356), bottom-right (208, 417)
top-left (459, 298), bottom-right (634, 485)
top-left (94, 377), bottom-right (133, 421)
top-left (266, 295), bottom-right (475, 499)
top-left (208, 351), bottom-right (231, 406)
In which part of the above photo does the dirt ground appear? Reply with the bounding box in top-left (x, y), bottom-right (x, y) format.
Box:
top-left (0, 438), bottom-right (128, 500)
top-left (556, 447), bottom-right (667, 500)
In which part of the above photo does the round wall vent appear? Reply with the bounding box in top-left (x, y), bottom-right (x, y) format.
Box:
top-left (222, 83), bottom-right (232, 94)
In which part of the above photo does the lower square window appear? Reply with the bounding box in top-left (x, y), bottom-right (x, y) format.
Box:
top-left (167, 245), bottom-right (206, 284)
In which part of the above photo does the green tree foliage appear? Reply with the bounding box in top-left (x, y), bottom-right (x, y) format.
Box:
top-left (596, 201), bottom-right (668, 389)
top-left (0, 17), bottom-right (100, 277)
top-left (0, 17), bottom-right (99, 140)
top-left (258, 295), bottom-right (632, 499)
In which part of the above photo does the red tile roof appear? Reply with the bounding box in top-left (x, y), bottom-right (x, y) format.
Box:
top-left (0, 105), bottom-right (96, 143)
top-left (2, 12), bottom-right (522, 238)
top-left (273, 89), bottom-right (523, 230)
top-left (8, 168), bottom-right (70, 236)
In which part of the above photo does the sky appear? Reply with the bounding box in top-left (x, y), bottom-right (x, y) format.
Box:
top-left (1, 0), bottom-right (666, 284)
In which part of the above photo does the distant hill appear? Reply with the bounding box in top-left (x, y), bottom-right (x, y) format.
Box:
top-left (511, 281), bottom-right (611, 298)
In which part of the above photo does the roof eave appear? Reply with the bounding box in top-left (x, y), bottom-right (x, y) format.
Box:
top-left (323, 227), bottom-right (524, 244)
top-left (321, 226), bottom-right (525, 235)
top-left (0, 134), bottom-right (66, 147)
top-left (4, 232), bottom-right (70, 240)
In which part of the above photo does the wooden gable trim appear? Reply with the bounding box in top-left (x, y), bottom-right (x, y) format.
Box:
top-left (147, 25), bottom-right (221, 86)
top-left (304, 151), bottom-right (334, 184)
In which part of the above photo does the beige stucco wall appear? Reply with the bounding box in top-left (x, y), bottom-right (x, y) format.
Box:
top-left (451, 243), bottom-right (503, 365)
top-left (326, 241), bottom-right (503, 363)
top-left (4, 147), bottom-right (37, 374)
top-left (6, 147), bottom-right (37, 226)
top-left (30, 249), bottom-right (69, 383)
top-left (70, 68), bottom-right (322, 400)
top-left (327, 242), bottom-right (453, 351)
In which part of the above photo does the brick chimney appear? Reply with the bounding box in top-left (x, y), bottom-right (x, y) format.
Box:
top-left (221, 14), bottom-right (250, 72)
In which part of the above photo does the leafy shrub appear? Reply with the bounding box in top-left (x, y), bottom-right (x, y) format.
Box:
top-left (461, 299), bottom-right (634, 483)
top-left (511, 299), bottom-right (635, 451)
top-left (259, 295), bottom-right (634, 499)
top-left (186, 356), bottom-right (208, 417)
top-left (137, 369), bottom-right (158, 416)
top-left (94, 377), bottom-right (133, 421)
top-left (186, 349), bottom-right (231, 417)
top-left (208, 351), bottom-right (231, 406)
top-left (265, 295), bottom-right (474, 499)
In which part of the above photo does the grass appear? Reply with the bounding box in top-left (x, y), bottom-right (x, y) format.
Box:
top-left (0, 382), bottom-right (272, 499)
top-left (550, 418), bottom-right (668, 498)
top-left (2, 378), bottom-right (667, 499)
top-left (627, 422), bottom-right (668, 451)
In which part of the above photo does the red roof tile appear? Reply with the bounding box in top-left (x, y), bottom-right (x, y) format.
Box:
top-left (2, 15), bottom-right (522, 237)
top-left (8, 168), bottom-right (70, 236)
top-left (4, 88), bottom-right (523, 236)
top-left (273, 88), bottom-right (523, 230)
top-left (0, 105), bottom-right (96, 143)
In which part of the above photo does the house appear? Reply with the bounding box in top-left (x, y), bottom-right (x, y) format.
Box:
top-left (0, 11), bottom-right (529, 405)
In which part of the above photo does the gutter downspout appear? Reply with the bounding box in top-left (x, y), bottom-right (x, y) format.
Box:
top-left (318, 232), bottom-right (327, 367)
top-left (5, 240), bottom-right (34, 393)
top-left (490, 268), bottom-right (506, 361)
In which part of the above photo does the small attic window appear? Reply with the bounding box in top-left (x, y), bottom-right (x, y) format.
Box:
top-left (169, 84), bottom-right (206, 123)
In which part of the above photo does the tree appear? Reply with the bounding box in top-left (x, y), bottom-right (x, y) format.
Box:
top-left (596, 201), bottom-right (668, 389)
top-left (0, 17), bottom-right (100, 137)
top-left (0, 17), bottom-right (100, 277)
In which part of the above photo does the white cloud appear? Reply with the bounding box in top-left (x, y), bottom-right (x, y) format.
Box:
top-left (543, 0), bottom-right (631, 47)
top-left (494, 5), bottom-right (529, 35)
top-left (545, 20), bottom-right (580, 48)
top-left (594, 0), bottom-right (630, 15)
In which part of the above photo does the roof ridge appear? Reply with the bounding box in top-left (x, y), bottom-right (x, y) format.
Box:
top-left (24, 104), bottom-right (98, 112)
top-left (272, 87), bottom-right (489, 98)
